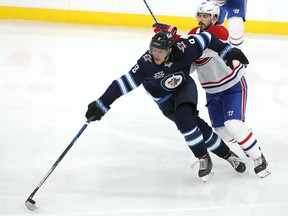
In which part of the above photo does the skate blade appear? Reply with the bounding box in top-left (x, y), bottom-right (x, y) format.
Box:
top-left (258, 169), bottom-right (271, 178)
top-left (201, 171), bottom-right (214, 182)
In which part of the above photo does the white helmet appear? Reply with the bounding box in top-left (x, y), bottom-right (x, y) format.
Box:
top-left (196, 1), bottom-right (220, 21)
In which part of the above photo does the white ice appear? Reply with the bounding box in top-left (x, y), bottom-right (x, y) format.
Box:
top-left (0, 20), bottom-right (288, 216)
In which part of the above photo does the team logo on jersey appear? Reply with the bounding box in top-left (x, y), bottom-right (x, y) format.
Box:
top-left (161, 72), bottom-right (185, 91)
top-left (154, 71), bottom-right (165, 79)
top-left (233, 9), bottom-right (240, 14)
top-left (227, 110), bottom-right (234, 116)
top-left (143, 54), bottom-right (152, 62)
top-left (164, 62), bottom-right (173, 68)
top-left (176, 42), bottom-right (186, 53)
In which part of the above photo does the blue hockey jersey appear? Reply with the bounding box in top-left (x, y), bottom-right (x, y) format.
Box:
top-left (99, 32), bottom-right (229, 106)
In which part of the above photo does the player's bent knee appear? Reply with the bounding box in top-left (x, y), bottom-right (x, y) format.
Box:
top-left (214, 126), bottom-right (234, 142)
top-left (228, 17), bottom-right (244, 46)
top-left (224, 119), bottom-right (248, 140)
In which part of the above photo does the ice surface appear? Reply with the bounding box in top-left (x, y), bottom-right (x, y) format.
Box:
top-left (0, 20), bottom-right (288, 216)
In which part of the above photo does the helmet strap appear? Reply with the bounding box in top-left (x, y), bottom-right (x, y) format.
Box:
top-left (211, 15), bottom-right (218, 25)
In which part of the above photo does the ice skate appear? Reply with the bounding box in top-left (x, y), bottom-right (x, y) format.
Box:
top-left (198, 153), bottom-right (214, 182)
top-left (225, 151), bottom-right (246, 173)
top-left (254, 154), bottom-right (271, 178)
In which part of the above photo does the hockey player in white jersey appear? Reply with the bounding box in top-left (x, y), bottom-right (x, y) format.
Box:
top-left (187, 1), bottom-right (270, 178)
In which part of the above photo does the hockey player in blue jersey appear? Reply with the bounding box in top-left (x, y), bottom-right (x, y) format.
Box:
top-left (209, 0), bottom-right (246, 47)
top-left (85, 30), bottom-right (249, 182)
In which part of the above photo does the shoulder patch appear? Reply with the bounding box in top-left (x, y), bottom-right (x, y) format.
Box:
top-left (176, 41), bottom-right (187, 53)
top-left (142, 54), bottom-right (152, 62)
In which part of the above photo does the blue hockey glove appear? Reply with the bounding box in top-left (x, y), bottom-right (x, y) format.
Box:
top-left (219, 45), bottom-right (249, 69)
top-left (153, 23), bottom-right (177, 36)
top-left (85, 98), bottom-right (110, 121)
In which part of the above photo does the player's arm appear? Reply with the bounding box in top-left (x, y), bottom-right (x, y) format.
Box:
top-left (188, 26), bottom-right (228, 58)
top-left (187, 32), bottom-right (249, 69)
top-left (85, 60), bottom-right (145, 121)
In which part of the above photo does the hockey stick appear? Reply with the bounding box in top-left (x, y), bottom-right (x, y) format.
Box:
top-left (143, 0), bottom-right (178, 38)
top-left (143, 0), bottom-right (159, 23)
top-left (25, 118), bottom-right (93, 210)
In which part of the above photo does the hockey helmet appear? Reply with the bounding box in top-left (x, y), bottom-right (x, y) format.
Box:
top-left (150, 30), bottom-right (174, 52)
top-left (196, 1), bottom-right (220, 21)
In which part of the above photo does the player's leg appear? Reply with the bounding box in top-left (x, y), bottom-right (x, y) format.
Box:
top-left (221, 77), bottom-right (270, 177)
top-left (157, 94), bottom-right (176, 122)
top-left (205, 93), bottom-right (235, 145)
top-left (214, 126), bottom-right (236, 143)
top-left (221, 77), bottom-right (258, 157)
top-left (203, 94), bottom-right (246, 173)
top-left (158, 96), bottom-right (212, 180)
top-left (173, 80), bottom-right (213, 181)
top-left (206, 91), bottom-right (238, 143)
top-left (218, 5), bottom-right (228, 24)
top-left (227, 0), bottom-right (247, 47)
top-left (156, 85), bottom-right (206, 160)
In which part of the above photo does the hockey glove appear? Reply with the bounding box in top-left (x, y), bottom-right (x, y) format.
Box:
top-left (219, 45), bottom-right (249, 69)
top-left (85, 98), bottom-right (110, 121)
top-left (153, 23), bottom-right (177, 36)
top-left (152, 23), bottom-right (181, 42)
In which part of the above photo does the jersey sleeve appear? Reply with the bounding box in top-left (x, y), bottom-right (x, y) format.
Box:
top-left (206, 26), bottom-right (229, 41)
top-left (99, 55), bottom-right (147, 106)
top-left (188, 27), bottom-right (199, 35)
top-left (173, 32), bottom-right (213, 66)
top-left (187, 26), bottom-right (229, 59)
top-left (187, 32), bottom-right (229, 60)
top-left (187, 32), bottom-right (213, 54)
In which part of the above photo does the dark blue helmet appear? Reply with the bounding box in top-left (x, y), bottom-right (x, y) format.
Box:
top-left (150, 30), bottom-right (174, 50)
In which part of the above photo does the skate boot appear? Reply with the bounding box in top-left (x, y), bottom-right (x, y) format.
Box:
top-left (254, 154), bottom-right (271, 178)
top-left (198, 153), bottom-right (214, 182)
top-left (225, 151), bottom-right (246, 173)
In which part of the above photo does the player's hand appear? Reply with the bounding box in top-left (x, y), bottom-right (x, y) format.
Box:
top-left (220, 45), bottom-right (249, 69)
top-left (152, 23), bottom-right (177, 36)
top-left (85, 99), bottom-right (110, 121)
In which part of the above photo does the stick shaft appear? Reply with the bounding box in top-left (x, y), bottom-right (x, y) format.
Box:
top-left (143, 0), bottom-right (159, 23)
top-left (26, 121), bottom-right (89, 200)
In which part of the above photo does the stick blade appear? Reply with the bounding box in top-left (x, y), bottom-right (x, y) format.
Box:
top-left (25, 198), bottom-right (37, 210)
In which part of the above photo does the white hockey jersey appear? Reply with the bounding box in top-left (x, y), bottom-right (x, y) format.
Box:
top-left (189, 26), bottom-right (246, 94)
